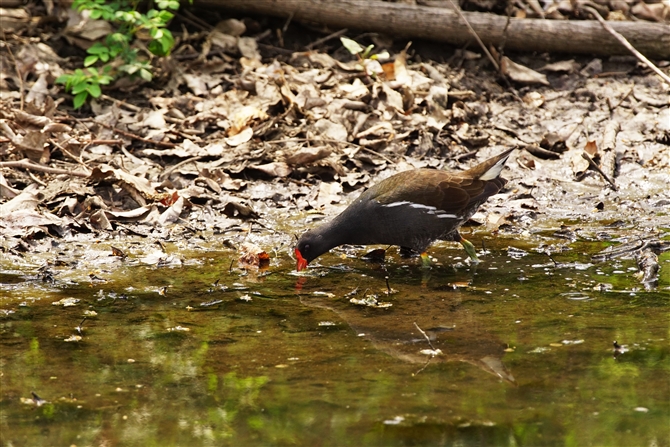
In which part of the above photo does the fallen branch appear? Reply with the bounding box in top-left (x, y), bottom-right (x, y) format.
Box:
top-left (203, 0), bottom-right (670, 59)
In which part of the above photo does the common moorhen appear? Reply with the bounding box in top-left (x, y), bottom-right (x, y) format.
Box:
top-left (295, 148), bottom-right (514, 270)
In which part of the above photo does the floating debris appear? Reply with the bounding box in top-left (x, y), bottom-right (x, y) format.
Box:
top-left (312, 291), bottom-right (336, 298)
top-left (52, 298), bottom-right (80, 307)
top-left (419, 349), bottom-right (442, 356)
top-left (383, 416), bottom-right (405, 425)
top-left (350, 295), bottom-right (392, 308)
top-left (528, 347), bottom-right (550, 354)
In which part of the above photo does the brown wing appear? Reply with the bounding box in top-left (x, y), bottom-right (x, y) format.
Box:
top-left (367, 169), bottom-right (497, 216)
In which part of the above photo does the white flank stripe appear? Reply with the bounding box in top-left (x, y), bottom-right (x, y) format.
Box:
top-left (409, 203), bottom-right (437, 211)
top-left (381, 200), bottom-right (456, 219)
top-left (383, 201), bottom-right (411, 208)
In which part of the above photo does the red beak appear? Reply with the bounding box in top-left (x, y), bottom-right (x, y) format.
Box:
top-left (295, 248), bottom-right (308, 271)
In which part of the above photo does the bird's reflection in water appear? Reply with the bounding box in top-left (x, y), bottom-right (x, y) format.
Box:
top-left (301, 283), bottom-right (515, 384)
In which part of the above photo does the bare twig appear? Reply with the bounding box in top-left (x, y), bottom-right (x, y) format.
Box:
top-left (446, 0), bottom-right (500, 71)
top-left (412, 321), bottom-right (439, 376)
top-left (306, 28), bottom-right (349, 50)
top-left (0, 159), bottom-right (90, 177)
top-left (413, 322), bottom-right (436, 351)
top-left (607, 85), bottom-right (634, 112)
top-left (85, 118), bottom-right (177, 148)
top-left (581, 151), bottom-right (617, 190)
top-left (100, 94), bottom-right (142, 113)
top-left (282, 12), bottom-right (294, 33)
top-left (28, 171), bottom-right (47, 187)
top-left (583, 6), bottom-right (670, 85)
top-left (50, 137), bottom-right (90, 168)
top-left (178, 10), bottom-right (213, 31)
top-left (158, 156), bottom-right (202, 181)
top-left (4, 33), bottom-right (25, 111)
top-left (266, 137), bottom-right (398, 164)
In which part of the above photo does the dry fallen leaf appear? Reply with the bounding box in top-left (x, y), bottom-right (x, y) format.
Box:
top-left (238, 241), bottom-right (270, 268)
top-left (501, 56), bottom-right (549, 86)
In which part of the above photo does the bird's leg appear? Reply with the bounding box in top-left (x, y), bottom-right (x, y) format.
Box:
top-left (420, 252), bottom-right (432, 268)
top-left (458, 234), bottom-right (480, 263)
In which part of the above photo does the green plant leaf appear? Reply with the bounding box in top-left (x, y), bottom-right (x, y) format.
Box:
top-left (157, 10), bottom-right (174, 22)
top-left (73, 91), bottom-right (88, 109)
top-left (139, 68), bottom-right (152, 81)
top-left (361, 44), bottom-right (375, 59)
top-left (87, 43), bottom-right (108, 55)
top-left (87, 84), bottom-right (102, 98)
top-left (98, 74), bottom-right (113, 85)
top-left (340, 37), bottom-right (364, 55)
top-left (84, 55), bottom-right (99, 67)
top-left (71, 81), bottom-right (88, 95)
top-left (55, 74), bottom-right (70, 85)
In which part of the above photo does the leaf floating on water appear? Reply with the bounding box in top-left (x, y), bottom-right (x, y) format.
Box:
top-left (448, 281), bottom-right (471, 289)
top-left (64, 335), bottom-right (82, 342)
top-left (383, 416), bottom-right (405, 425)
top-left (52, 298), bottom-right (80, 307)
top-left (167, 326), bottom-right (190, 332)
top-left (238, 242), bottom-right (270, 269)
top-left (110, 246), bottom-right (127, 258)
top-left (312, 291), bottom-right (336, 298)
top-left (593, 283), bottom-right (613, 292)
top-left (419, 349), bottom-right (442, 356)
top-left (528, 347), bottom-right (550, 354)
top-left (350, 295), bottom-right (392, 308)
top-left (507, 247), bottom-right (528, 259)
top-left (21, 392), bottom-right (47, 406)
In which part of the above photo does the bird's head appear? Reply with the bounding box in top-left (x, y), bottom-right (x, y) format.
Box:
top-left (294, 230), bottom-right (325, 271)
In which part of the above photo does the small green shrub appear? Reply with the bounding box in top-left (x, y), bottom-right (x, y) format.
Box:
top-left (57, 0), bottom-right (182, 108)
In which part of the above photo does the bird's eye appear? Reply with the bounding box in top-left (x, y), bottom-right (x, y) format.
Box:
top-left (303, 244), bottom-right (310, 252)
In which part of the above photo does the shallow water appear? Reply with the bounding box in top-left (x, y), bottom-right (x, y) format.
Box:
top-left (1, 232), bottom-right (669, 447)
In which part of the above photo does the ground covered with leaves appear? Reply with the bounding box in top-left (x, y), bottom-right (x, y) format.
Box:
top-left (1, 3), bottom-right (669, 285)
